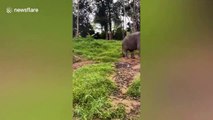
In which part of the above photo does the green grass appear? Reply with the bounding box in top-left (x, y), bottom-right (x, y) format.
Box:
top-left (127, 75), bottom-right (141, 98)
top-left (73, 37), bottom-right (122, 62)
top-left (73, 63), bottom-right (126, 120)
top-left (73, 37), bottom-right (128, 119)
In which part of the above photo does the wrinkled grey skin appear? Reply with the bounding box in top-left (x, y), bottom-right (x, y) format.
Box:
top-left (122, 32), bottom-right (140, 59)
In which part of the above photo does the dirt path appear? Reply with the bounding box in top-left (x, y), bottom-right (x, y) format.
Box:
top-left (73, 55), bottom-right (94, 70)
top-left (73, 55), bottom-right (141, 119)
top-left (110, 55), bottom-right (141, 119)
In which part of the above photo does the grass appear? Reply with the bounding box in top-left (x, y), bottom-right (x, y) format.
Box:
top-left (127, 75), bottom-right (141, 98)
top-left (73, 63), bottom-right (126, 120)
top-left (73, 37), bottom-right (122, 62)
top-left (73, 37), bottom-right (139, 119)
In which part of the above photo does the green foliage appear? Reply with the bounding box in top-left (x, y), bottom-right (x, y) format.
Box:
top-left (73, 0), bottom-right (94, 37)
top-left (85, 34), bottom-right (95, 41)
top-left (113, 27), bottom-right (125, 40)
top-left (110, 104), bottom-right (126, 119)
top-left (94, 0), bottom-right (114, 32)
top-left (73, 63), bottom-right (125, 119)
top-left (73, 37), bottom-right (128, 119)
top-left (73, 37), bottom-right (122, 62)
top-left (127, 76), bottom-right (141, 98)
top-left (100, 31), bottom-right (106, 39)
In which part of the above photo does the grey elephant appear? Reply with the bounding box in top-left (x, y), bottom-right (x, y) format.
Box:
top-left (122, 32), bottom-right (140, 58)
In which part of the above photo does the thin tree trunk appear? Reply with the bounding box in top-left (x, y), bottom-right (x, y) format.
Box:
top-left (122, 0), bottom-right (125, 39)
top-left (108, 2), bottom-right (112, 40)
top-left (105, 25), bottom-right (108, 40)
top-left (76, 0), bottom-right (80, 37)
top-left (132, 0), bottom-right (137, 32)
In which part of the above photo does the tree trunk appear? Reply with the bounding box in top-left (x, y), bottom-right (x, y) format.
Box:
top-left (76, 0), bottom-right (80, 37)
top-left (104, 25), bottom-right (108, 40)
top-left (106, 32), bottom-right (109, 40)
top-left (132, 0), bottom-right (137, 32)
top-left (122, 0), bottom-right (125, 39)
top-left (108, 2), bottom-right (112, 40)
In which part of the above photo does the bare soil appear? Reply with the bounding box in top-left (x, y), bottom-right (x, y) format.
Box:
top-left (73, 55), bottom-right (94, 70)
top-left (72, 55), bottom-right (141, 119)
top-left (110, 55), bottom-right (141, 119)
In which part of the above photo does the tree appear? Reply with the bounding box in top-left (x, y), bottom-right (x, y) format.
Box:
top-left (124, 0), bottom-right (140, 32)
top-left (73, 0), bottom-right (95, 37)
top-left (111, 0), bottom-right (140, 39)
top-left (73, 0), bottom-right (140, 39)
top-left (94, 0), bottom-right (114, 40)
top-left (76, 0), bottom-right (79, 37)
